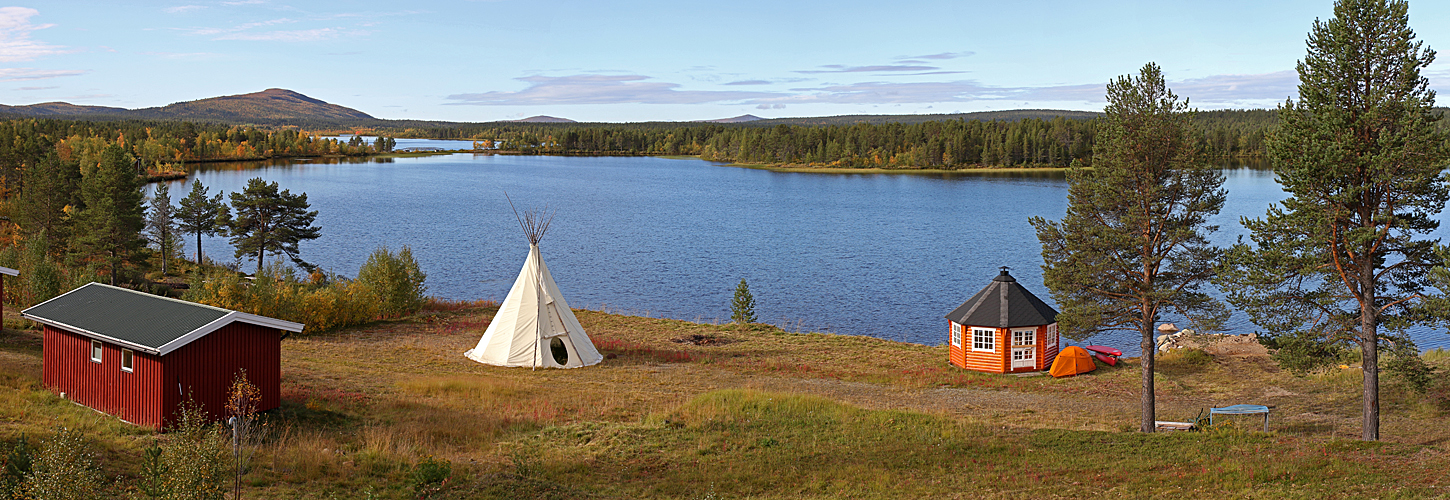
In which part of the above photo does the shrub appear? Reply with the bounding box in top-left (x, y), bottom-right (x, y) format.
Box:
top-left (184, 263), bottom-right (378, 333)
top-left (20, 427), bottom-right (105, 500)
top-left (142, 403), bottom-right (230, 500)
top-left (0, 437), bottom-right (33, 499)
top-left (409, 455), bottom-right (452, 499)
top-left (1260, 331), bottom-right (1348, 373)
top-left (356, 245), bottom-right (427, 319)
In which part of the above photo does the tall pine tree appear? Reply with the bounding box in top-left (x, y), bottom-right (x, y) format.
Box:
top-left (176, 180), bottom-right (227, 264)
top-left (1216, 0), bottom-right (1445, 441)
top-left (72, 145), bottom-right (147, 285)
top-left (145, 184), bottom-right (179, 275)
top-left (1030, 63), bottom-right (1227, 433)
top-left (226, 178), bottom-right (321, 273)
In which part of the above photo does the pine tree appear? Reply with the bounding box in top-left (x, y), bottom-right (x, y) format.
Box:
top-left (176, 180), bottom-right (227, 264)
top-left (71, 145), bottom-right (147, 285)
top-left (226, 178), bottom-right (321, 273)
top-left (145, 184), bottom-right (179, 275)
top-left (1216, 0), bottom-right (1445, 441)
top-left (1030, 63), bottom-right (1227, 433)
top-left (731, 278), bottom-right (756, 325)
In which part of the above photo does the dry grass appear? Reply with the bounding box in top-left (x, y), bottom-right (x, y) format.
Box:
top-left (1, 304), bottom-right (1448, 498)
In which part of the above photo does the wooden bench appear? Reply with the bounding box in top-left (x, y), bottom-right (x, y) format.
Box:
top-left (1209, 404), bottom-right (1270, 431)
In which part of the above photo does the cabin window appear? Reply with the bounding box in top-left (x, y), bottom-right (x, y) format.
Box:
top-left (90, 340), bottom-right (102, 363)
top-left (1047, 323), bottom-right (1059, 347)
top-left (971, 328), bottom-right (995, 352)
top-left (1012, 329), bottom-right (1036, 346)
top-left (950, 323), bottom-right (962, 347)
top-left (121, 349), bottom-right (134, 373)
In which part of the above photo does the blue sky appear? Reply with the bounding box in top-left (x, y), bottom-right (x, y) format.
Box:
top-left (3, 0), bottom-right (1449, 122)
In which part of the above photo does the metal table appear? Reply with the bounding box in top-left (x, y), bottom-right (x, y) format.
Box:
top-left (1209, 404), bottom-right (1270, 431)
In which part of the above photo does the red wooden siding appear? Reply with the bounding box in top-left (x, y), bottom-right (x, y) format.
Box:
top-left (42, 322), bottom-right (281, 430)
top-left (162, 322), bottom-right (281, 429)
top-left (42, 326), bottom-right (164, 427)
top-left (960, 327), bottom-right (1007, 373)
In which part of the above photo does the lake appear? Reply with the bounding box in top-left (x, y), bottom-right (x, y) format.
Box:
top-left (157, 154), bottom-right (1450, 354)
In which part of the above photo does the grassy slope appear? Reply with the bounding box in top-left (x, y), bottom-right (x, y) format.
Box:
top-left (1, 305), bottom-right (1447, 499)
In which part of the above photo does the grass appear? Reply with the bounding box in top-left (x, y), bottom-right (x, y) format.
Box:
top-left (1, 305), bottom-right (1448, 498)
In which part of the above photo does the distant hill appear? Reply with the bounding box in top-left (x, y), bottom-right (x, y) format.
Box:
top-left (513, 115), bottom-right (576, 123)
top-left (700, 114), bottom-right (764, 123)
top-left (0, 88), bottom-right (374, 124)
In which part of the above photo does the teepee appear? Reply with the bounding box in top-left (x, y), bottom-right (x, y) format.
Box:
top-left (465, 202), bottom-right (603, 369)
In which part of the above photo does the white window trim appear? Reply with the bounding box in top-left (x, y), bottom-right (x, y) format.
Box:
top-left (971, 328), bottom-right (995, 353)
top-left (1012, 328), bottom-right (1037, 346)
top-left (950, 323), bottom-right (962, 347)
top-left (90, 340), bottom-right (102, 363)
top-left (1047, 323), bottom-right (1059, 348)
top-left (121, 348), bottom-right (134, 373)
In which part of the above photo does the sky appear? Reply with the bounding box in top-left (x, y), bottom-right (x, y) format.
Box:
top-left (3, 0), bottom-right (1450, 123)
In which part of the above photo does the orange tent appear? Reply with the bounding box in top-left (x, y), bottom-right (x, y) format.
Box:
top-left (1050, 346), bottom-right (1097, 378)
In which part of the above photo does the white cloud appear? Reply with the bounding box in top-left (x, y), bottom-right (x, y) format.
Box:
top-left (16, 85), bottom-right (57, 90)
top-left (0, 7), bottom-right (64, 62)
top-left (446, 74), bottom-right (780, 105)
top-left (215, 28), bottom-right (343, 42)
top-left (896, 51), bottom-right (974, 60)
top-left (796, 64), bottom-right (941, 74)
top-left (0, 68), bottom-right (86, 81)
top-left (164, 5), bottom-right (205, 14)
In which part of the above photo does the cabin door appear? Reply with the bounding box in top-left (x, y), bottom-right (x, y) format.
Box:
top-left (1011, 329), bottom-right (1037, 369)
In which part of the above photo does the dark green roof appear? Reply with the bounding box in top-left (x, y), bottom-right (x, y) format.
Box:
top-left (945, 269), bottom-right (1059, 328)
top-left (22, 283), bottom-right (303, 355)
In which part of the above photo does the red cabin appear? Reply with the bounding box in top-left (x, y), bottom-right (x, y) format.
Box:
top-left (23, 283), bottom-right (304, 430)
top-left (945, 268), bottom-right (1060, 373)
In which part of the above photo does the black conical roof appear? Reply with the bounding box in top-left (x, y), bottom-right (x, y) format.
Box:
top-left (945, 268), bottom-right (1058, 328)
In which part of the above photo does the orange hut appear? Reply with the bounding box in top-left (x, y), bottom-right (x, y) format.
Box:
top-left (945, 268), bottom-right (1060, 373)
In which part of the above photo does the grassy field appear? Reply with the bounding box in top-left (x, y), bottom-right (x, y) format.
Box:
top-left (1, 304), bottom-right (1448, 499)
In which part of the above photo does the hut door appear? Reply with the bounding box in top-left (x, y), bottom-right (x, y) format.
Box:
top-left (1011, 329), bottom-right (1036, 369)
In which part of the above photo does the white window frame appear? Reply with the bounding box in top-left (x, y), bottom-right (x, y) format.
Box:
top-left (971, 328), bottom-right (995, 353)
top-left (121, 348), bottom-right (134, 373)
top-left (1012, 328), bottom-right (1037, 346)
top-left (950, 323), bottom-right (962, 347)
top-left (90, 340), bottom-right (102, 363)
top-left (1047, 323), bottom-right (1059, 348)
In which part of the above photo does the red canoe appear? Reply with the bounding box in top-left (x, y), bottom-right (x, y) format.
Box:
top-left (1084, 345), bottom-right (1123, 357)
top-left (1092, 352), bottom-right (1119, 366)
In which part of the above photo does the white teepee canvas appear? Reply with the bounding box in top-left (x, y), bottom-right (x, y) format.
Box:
top-left (464, 242), bottom-right (603, 369)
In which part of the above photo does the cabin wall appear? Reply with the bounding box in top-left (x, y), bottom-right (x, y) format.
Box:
top-left (1041, 323), bottom-right (1060, 370)
top-left (162, 322), bottom-right (281, 428)
top-left (42, 326), bottom-right (164, 428)
top-left (959, 326), bottom-right (1007, 374)
top-left (950, 323), bottom-right (1061, 373)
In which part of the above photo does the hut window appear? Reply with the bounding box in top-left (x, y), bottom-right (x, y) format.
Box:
top-left (1047, 323), bottom-right (1058, 347)
top-left (121, 349), bottom-right (134, 373)
top-left (90, 340), bottom-right (102, 363)
top-left (971, 328), bottom-right (995, 352)
top-left (950, 323), bottom-right (962, 347)
top-left (1012, 329), bottom-right (1036, 346)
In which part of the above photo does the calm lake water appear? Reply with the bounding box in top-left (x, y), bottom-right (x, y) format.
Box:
top-left (157, 154), bottom-right (1450, 354)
